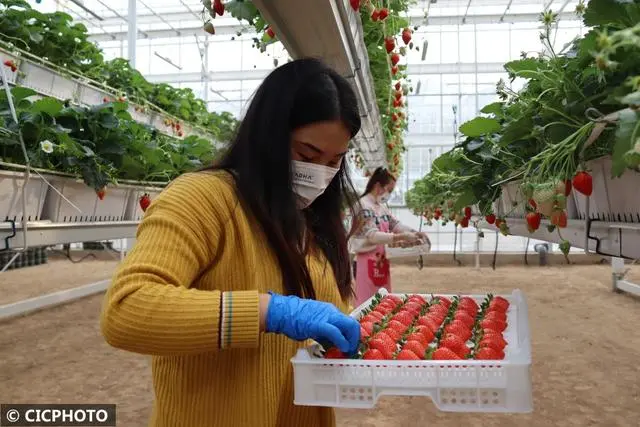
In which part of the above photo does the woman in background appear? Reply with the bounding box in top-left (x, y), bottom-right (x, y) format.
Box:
top-left (350, 167), bottom-right (430, 306)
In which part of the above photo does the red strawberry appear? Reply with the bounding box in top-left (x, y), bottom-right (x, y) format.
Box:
top-left (402, 301), bottom-right (422, 314)
top-left (177, 130), bottom-right (184, 137)
top-left (368, 311), bottom-right (384, 321)
top-left (460, 217), bottom-right (470, 228)
top-left (391, 65), bottom-right (398, 75)
top-left (360, 326), bottom-right (370, 340)
top-left (392, 311), bottom-right (415, 326)
top-left (384, 37), bottom-right (395, 54)
top-left (390, 52), bottom-right (400, 66)
top-left (360, 321), bottom-right (374, 336)
top-left (434, 208), bottom-right (442, 219)
top-left (482, 330), bottom-right (507, 344)
top-left (454, 311), bottom-right (475, 328)
top-left (485, 213), bottom-right (496, 224)
top-left (349, 0), bottom-right (360, 11)
top-left (475, 347), bottom-right (505, 360)
top-left (380, 327), bottom-right (402, 342)
top-left (483, 310), bottom-right (507, 323)
top-left (3, 59), bottom-right (15, 67)
top-left (374, 305), bottom-right (391, 316)
top-left (371, 9), bottom-right (380, 21)
top-left (363, 348), bottom-right (384, 360)
top-left (464, 206), bottom-right (472, 219)
top-left (406, 332), bottom-right (429, 346)
top-left (412, 325), bottom-right (434, 342)
top-left (324, 348), bottom-right (345, 359)
top-left (495, 218), bottom-right (503, 228)
top-left (460, 296), bottom-right (478, 310)
top-left (435, 296), bottom-right (452, 308)
top-left (378, 7), bottom-right (389, 20)
top-left (429, 303), bottom-right (448, 317)
top-left (396, 349), bottom-right (420, 360)
top-left (384, 294), bottom-right (403, 304)
top-left (266, 27), bottom-right (275, 39)
top-left (481, 318), bottom-right (507, 333)
top-left (394, 91), bottom-right (403, 101)
top-left (563, 179), bottom-right (572, 196)
top-left (432, 347), bottom-right (461, 360)
top-left (417, 316), bottom-right (441, 333)
top-left (402, 28), bottom-right (412, 45)
top-left (387, 320), bottom-right (409, 335)
top-left (490, 296), bottom-right (510, 312)
top-left (395, 82), bottom-right (402, 91)
top-left (139, 193), bottom-right (151, 212)
top-left (368, 336), bottom-right (396, 359)
top-left (440, 334), bottom-right (469, 357)
top-left (391, 113), bottom-right (398, 122)
top-left (408, 294), bottom-right (426, 305)
top-left (529, 198), bottom-right (537, 209)
top-left (361, 314), bottom-right (381, 324)
top-left (572, 171), bottom-right (593, 196)
top-left (444, 321), bottom-right (472, 341)
top-left (526, 212), bottom-right (541, 232)
top-left (479, 336), bottom-right (506, 352)
top-left (403, 340), bottom-right (426, 359)
top-left (213, 0), bottom-right (224, 16)
top-left (96, 188), bottom-right (106, 200)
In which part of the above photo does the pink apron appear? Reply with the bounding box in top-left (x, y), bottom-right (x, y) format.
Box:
top-left (354, 217), bottom-right (391, 307)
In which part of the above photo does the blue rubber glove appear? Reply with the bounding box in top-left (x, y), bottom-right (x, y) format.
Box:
top-left (265, 292), bottom-right (360, 354)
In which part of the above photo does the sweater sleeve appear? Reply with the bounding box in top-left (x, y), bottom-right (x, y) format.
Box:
top-left (100, 172), bottom-right (259, 356)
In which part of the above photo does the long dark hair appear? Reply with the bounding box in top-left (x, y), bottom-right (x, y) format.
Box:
top-left (208, 58), bottom-right (361, 301)
top-left (362, 167), bottom-right (396, 197)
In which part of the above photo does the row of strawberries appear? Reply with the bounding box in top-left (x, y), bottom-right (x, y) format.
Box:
top-left (324, 292), bottom-right (510, 361)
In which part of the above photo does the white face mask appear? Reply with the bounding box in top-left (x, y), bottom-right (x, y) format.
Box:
top-left (378, 191), bottom-right (390, 204)
top-left (292, 160), bottom-right (339, 209)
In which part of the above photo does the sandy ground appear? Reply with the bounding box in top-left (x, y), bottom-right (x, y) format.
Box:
top-left (1, 259), bottom-right (640, 427)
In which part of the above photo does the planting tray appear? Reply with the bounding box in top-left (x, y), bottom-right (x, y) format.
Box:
top-left (385, 242), bottom-right (431, 259)
top-left (572, 156), bottom-right (640, 223)
top-left (41, 177), bottom-right (130, 222)
top-left (291, 288), bottom-right (532, 413)
top-left (0, 170), bottom-right (49, 222)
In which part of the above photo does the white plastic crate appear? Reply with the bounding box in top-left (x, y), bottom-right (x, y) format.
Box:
top-left (385, 242), bottom-right (431, 259)
top-left (291, 288), bottom-right (532, 413)
top-left (41, 177), bottom-right (130, 222)
top-left (0, 170), bottom-right (49, 221)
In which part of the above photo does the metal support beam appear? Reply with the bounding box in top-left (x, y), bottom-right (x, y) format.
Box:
top-left (0, 221), bottom-right (140, 250)
top-left (143, 62), bottom-right (506, 85)
top-left (87, 12), bottom-right (582, 42)
top-left (127, 0), bottom-right (137, 68)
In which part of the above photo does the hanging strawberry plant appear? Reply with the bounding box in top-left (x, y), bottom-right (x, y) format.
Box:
top-left (204, 0), bottom-right (423, 176)
top-left (0, 0), bottom-right (239, 141)
top-left (406, 0), bottom-right (640, 248)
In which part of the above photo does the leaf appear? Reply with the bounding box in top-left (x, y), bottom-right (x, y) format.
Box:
top-left (31, 98), bottom-right (63, 116)
top-left (10, 87), bottom-right (38, 103)
top-left (28, 30), bottom-right (43, 43)
top-left (465, 138), bottom-right (485, 152)
top-left (504, 58), bottom-right (542, 76)
top-left (99, 114), bottom-right (119, 129)
top-left (453, 189), bottom-right (477, 212)
top-left (583, 0), bottom-right (640, 28)
top-left (480, 102), bottom-right (504, 116)
top-left (459, 117), bottom-right (501, 137)
top-left (611, 109), bottom-right (640, 177)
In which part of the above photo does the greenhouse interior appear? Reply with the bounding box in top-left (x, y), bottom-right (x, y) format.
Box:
top-left (1, 0), bottom-right (639, 426)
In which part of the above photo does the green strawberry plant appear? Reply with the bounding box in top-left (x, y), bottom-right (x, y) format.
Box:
top-left (0, 0), bottom-right (239, 141)
top-left (0, 87), bottom-right (219, 191)
top-left (406, 0), bottom-right (640, 230)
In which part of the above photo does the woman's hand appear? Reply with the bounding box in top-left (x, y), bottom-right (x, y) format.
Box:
top-left (416, 231), bottom-right (431, 246)
top-left (264, 292), bottom-right (360, 354)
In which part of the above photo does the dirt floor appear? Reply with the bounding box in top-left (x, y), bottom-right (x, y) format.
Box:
top-left (1, 258), bottom-right (640, 427)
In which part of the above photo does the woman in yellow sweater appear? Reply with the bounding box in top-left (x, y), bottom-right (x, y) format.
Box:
top-left (100, 58), bottom-right (363, 427)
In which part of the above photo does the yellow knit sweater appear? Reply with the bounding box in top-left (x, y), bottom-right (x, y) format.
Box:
top-left (100, 171), bottom-right (349, 427)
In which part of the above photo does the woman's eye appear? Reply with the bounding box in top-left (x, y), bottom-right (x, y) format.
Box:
top-left (299, 154), bottom-right (312, 162)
